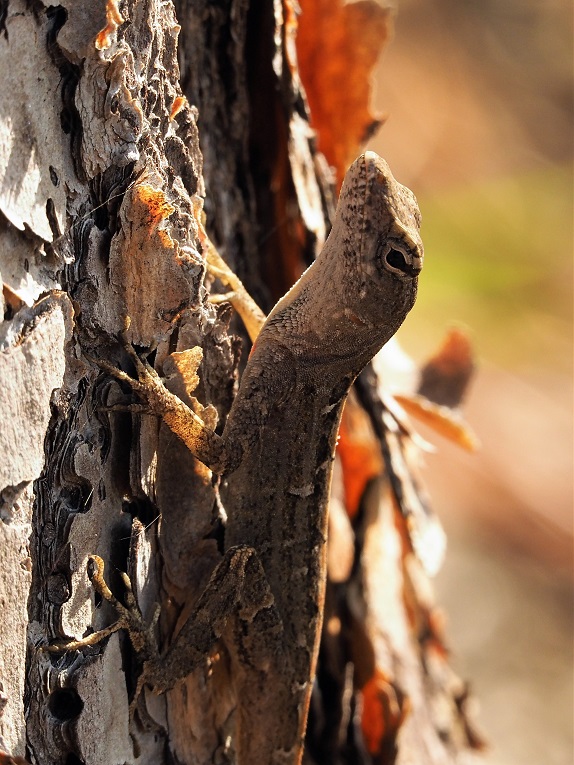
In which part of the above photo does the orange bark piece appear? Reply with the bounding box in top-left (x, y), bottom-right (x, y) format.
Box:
top-left (394, 393), bottom-right (480, 452)
top-left (132, 184), bottom-right (176, 249)
top-left (170, 96), bottom-right (187, 121)
top-left (418, 326), bottom-right (475, 408)
top-left (0, 753), bottom-right (33, 765)
top-left (110, 182), bottom-right (194, 344)
top-left (95, 0), bottom-right (124, 51)
top-left (2, 283), bottom-right (26, 312)
top-left (297, 0), bottom-right (394, 186)
top-left (283, 0), bottom-right (300, 78)
top-left (165, 347), bottom-right (203, 398)
top-left (337, 396), bottom-right (384, 520)
top-left (361, 667), bottom-right (410, 756)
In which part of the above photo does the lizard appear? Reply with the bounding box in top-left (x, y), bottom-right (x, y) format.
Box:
top-left (59, 151), bottom-right (423, 764)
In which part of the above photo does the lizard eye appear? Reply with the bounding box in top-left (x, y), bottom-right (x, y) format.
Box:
top-left (385, 248), bottom-right (410, 273)
top-left (378, 242), bottom-right (422, 278)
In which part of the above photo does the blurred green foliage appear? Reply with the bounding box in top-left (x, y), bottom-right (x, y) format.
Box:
top-left (400, 163), bottom-right (573, 374)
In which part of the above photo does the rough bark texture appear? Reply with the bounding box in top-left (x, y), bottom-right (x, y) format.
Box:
top-left (0, 1), bottom-right (481, 764)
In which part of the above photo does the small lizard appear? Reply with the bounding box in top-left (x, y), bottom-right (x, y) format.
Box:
top-left (65, 151), bottom-right (423, 764)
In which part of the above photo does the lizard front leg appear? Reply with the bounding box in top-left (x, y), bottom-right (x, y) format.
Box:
top-left (91, 330), bottom-right (235, 475)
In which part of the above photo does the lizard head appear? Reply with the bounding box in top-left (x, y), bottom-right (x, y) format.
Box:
top-left (342, 151), bottom-right (423, 285)
top-left (263, 152), bottom-right (424, 374)
top-left (332, 151), bottom-right (423, 351)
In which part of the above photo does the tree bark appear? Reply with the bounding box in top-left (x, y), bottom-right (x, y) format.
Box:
top-left (0, 1), bottom-right (482, 763)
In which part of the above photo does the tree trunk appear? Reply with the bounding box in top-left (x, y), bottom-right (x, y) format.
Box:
top-left (0, 1), bottom-right (482, 763)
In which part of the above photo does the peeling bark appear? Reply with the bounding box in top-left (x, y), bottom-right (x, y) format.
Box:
top-left (0, 1), bottom-right (482, 763)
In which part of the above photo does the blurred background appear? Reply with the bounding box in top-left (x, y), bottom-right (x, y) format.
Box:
top-left (367, 1), bottom-right (573, 763)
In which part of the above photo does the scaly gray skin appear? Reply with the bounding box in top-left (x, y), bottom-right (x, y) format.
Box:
top-left (218, 152), bottom-right (422, 762)
top-left (85, 152), bottom-right (423, 764)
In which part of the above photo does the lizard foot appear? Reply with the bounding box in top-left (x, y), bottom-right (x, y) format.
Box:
top-left (46, 555), bottom-right (159, 659)
top-left (86, 318), bottom-right (228, 473)
top-left (45, 556), bottom-right (161, 716)
top-left (86, 317), bottom-right (166, 406)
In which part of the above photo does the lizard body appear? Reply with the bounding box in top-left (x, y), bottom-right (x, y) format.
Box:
top-left (214, 152), bottom-right (422, 761)
top-left (71, 152), bottom-right (423, 763)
